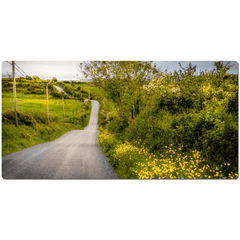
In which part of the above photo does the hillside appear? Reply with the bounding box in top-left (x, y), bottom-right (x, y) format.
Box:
top-left (2, 78), bottom-right (92, 156)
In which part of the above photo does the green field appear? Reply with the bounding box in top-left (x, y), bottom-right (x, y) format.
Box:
top-left (2, 80), bottom-right (92, 156)
top-left (65, 82), bottom-right (106, 98)
top-left (2, 92), bottom-right (87, 124)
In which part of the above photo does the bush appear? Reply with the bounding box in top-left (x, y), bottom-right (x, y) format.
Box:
top-left (107, 115), bottom-right (129, 134)
top-left (98, 127), bottom-right (122, 158)
top-left (2, 110), bottom-right (45, 127)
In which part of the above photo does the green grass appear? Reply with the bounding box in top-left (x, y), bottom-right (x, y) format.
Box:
top-left (2, 122), bottom-right (86, 156)
top-left (74, 82), bottom-right (107, 97)
top-left (2, 92), bottom-right (87, 124)
top-left (2, 92), bottom-right (91, 156)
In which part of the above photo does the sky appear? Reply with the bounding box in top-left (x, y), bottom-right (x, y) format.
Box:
top-left (1, 61), bottom-right (238, 80)
top-left (154, 61), bottom-right (238, 74)
top-left (1, 61), bottom-right (83, 80)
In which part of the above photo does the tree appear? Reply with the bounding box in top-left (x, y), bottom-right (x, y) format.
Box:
top-left (213, 61), bottom-right (235, 90)
top-left (26, 76), bottom-right (32, 80)
top-left (214, 61), bottom-right (235, 75)
top-left (178, 62), bottom-right (197, 79)
top-left (79, 61), bottom-right (159, 119)
top-left (32, 75), bottom-right (41, 81)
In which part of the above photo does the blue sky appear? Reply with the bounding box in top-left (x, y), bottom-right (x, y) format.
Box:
top-left (2, 61), bottom-right (238, 80)
top-left (154, 61), bottom-right (238, 74)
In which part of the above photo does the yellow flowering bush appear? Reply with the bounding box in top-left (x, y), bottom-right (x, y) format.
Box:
top-left (98, 69), bottom-right (238, 179)
top-left (98, 127), bottom-right (122, 159)
top-left (102, 134), bottom-right (238, 179)
top-left (109, 143), bottom-right (146, 178)
top-left (134, 145), bottom-right (238, 179)
top-left (98, 127), bottom-right (114, 142)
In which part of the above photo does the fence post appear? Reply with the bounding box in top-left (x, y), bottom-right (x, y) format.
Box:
top-left (46, 83), bottom-right (50, 125)
top-left (62, 97), bottom-right (65, 125)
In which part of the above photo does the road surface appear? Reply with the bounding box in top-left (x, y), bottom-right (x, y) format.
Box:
top-left (54, 85), bottom-right (67, 94)
top-left (2, 100), bottom-right (118, 179)
top-left (54, 85), bottom-right (71, 98)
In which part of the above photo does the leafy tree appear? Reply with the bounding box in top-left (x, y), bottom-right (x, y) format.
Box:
top-left (26, 76), bottom-right (32, 80)
top-left (213, 61), bottom-right (235, 89)
top-left (79, 61), bottom-right (159, 119)
top-left (178, 62), bottom-right (197, 79)
top-left (32, 75), bottom-right (41, 81)
top-left (213, 61), bottom-right (235, 75)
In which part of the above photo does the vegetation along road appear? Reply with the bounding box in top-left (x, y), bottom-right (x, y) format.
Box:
top-left (2, 100), bottom-right (118, 179)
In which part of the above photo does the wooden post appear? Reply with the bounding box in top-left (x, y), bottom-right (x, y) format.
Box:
top-left (46, 83), bottom-right (50, 125)
top-left (62, 97), bottom-right (65, 125)
top-left (12, 61), bottom-right (18, 127)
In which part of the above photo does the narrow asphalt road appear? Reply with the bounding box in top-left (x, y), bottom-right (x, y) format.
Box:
top-left (2, 100), bottom-right (118, 179)
top-left (53, 85), bottom-right (67, 94)
top-left (54, 85), bottom-right (71, 98)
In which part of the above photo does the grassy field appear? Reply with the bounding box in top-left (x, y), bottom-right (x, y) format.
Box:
top-left (2, 92), bottom-right (88, 124)
top-left (66, 82), bottom-right (106, 98)
top-left (2, 82), bottom-right (92, 156)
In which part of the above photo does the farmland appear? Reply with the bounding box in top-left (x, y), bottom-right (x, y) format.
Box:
top-left (2, 78), bottom-right (92, 156)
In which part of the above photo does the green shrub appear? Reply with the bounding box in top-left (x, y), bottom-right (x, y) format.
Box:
top-left (98, 127), bottom-right (122, 158)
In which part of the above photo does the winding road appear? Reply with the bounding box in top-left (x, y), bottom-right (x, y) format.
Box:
top-left (2, 100), bottom-right (118, 179)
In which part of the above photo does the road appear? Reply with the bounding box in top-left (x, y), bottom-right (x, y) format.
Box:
top-left (53, 85), bottom-right (71, 98)
top-left (2, 100), bottom-right (118, 179)
top-left (54, 85), bottom-right (67, 94)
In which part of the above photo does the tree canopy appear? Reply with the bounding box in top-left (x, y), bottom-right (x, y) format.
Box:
top-left (79, 61), bottom-right (160, 118)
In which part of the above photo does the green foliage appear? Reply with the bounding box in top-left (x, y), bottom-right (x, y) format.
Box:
top-left (54, 81), bottom-right (89, 100)
top-left (96, 61), bottom-right (238, 179)
top-left (107, 114), bottom-right (129, 135)
top-left (178, 62), bottom-right (197, 79)
top-left (98, 127), bottom-right (122, 158)
top-left (214, 61), bottom-right (235, 76)
top-left (80, 61), bottom-right (159, 118)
